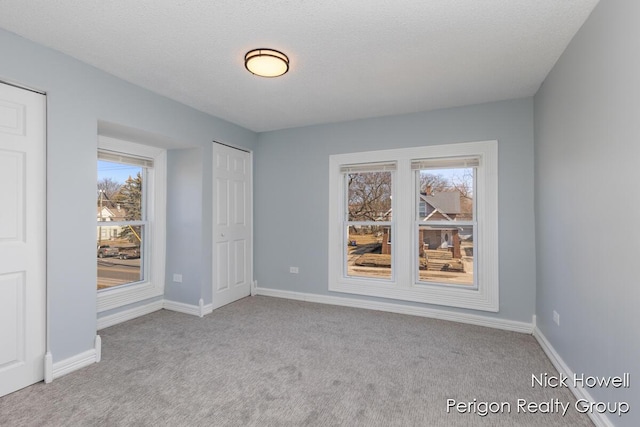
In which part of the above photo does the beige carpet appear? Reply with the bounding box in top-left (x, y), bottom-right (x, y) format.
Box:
top-left (0, 296), bottom-right (592, 426)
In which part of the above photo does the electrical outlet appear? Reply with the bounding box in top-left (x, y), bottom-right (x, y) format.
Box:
top-left (173, 273), bottom-right (183, 283)
top-left (289, 266), bottom-right (299, 274)
top-left (553, 310), bottom-right (560, 326)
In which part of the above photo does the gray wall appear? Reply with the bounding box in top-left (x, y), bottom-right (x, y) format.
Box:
top-left (164, 143), bottom-right (214, 306)
top-left (165, 148), bottom-right (204, 305)
top-left (534, 1), bottom-right (638, 424)
top-left (255, 98), bottom-right (536, 323)
top-left (0, 28), bottom-right (257, 362)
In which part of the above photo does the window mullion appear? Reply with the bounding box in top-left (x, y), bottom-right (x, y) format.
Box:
top-left (395, 158), bottom-right (412, 287)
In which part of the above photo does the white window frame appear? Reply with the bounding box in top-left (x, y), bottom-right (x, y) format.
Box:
top-left (97, 136), bottom-right (166, 312)
top-left (328, 140), bottom-right (499, 312)
top-left (413, 157), bottom-right (478, 289)
top-left (342, 162), bottom-right (396, 282)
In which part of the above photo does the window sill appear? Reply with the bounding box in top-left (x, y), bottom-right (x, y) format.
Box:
top-left (97, 281), bottom-right (163, 313)
top-left (329, 279), bottom-right (498, 312)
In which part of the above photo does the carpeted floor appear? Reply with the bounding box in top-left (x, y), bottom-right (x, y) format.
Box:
top-left (0, 296), bottom-right (593, 426)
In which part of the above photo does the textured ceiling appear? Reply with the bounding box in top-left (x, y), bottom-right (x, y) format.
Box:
top-left (0, 0), bottom-right (599, 132)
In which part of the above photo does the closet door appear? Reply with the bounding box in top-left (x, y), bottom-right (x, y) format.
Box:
top-left (0, 82), bottom-right (46, 397)
top-left (212, 143), bottom-right (252, 309)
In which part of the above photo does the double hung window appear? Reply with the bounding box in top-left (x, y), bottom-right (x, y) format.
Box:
top-left (97, 136), bottom-right (166, 312)
top-left (342, 162), bottom-right (395, 281)
top-left (329, 141), bottom-right (498, 311)
top-left (97, 151), bottom-right (151, 290)
top-left (413, 157), bottom-right (477, 287)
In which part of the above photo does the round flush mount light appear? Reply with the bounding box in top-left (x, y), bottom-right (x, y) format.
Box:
top-left (244, 48), bottom-right (289, 78)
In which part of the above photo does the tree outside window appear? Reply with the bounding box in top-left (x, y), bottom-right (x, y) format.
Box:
top-left (97, 158), bottom-right (147, 290)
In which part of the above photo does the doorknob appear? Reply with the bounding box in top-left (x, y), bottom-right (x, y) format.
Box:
top-left (221, 233), bottom-right (225, 237)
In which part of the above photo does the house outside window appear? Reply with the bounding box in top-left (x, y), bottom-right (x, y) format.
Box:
top-left (413, 157), bottom-right (477, 287)
top-left (328, 140), bottom-right (498, 312)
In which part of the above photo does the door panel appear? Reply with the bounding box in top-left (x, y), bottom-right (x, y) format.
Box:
top-left (0, 83), bottom-right (46, 397)
top-left (212, 144), bottom-right (252, 309)
top-left (216, 178), bottom-right (228, 226)
top-left (233, 180), bottom-right (245, 224)
top-left (0, 151), bottom-right (25, 241)
top-left (0, 273), bottom-right (25, 369)
top-left (234, 239), bottom-right (246, 285)
top-left (216, 241), bottom-right (229, 291)
top-left (0, 98), bottom-right (26, 135)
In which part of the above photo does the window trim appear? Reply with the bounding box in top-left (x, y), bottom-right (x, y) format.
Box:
top-left (328, 140), bottom-right (499, 312)
top-left (97, 136), bottom-right (166, 313)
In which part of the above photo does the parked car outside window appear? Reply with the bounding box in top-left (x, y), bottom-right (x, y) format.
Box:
top-left (97, 245), bottom-right (119, 258)
top-left (118, 247), bottom-right (140, 260)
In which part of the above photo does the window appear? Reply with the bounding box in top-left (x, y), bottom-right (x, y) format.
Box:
top-left (342, 162), bottom-right (395, 281)
top-left (97, 136), bottom-right (166, 312)
top-left (97, 153), bottom-right (150, 290)
top-left (413, 157), bottom-right (477, 287)
top-left (418, 200), bottom-right (427, 218)
top-left (328, 141), bottom-right (498, 312)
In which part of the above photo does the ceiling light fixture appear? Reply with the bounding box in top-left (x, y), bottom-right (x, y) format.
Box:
top-left (244, 48), bottom-right (289, 78)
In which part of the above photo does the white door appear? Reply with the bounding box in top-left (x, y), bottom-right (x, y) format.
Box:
top-left (212, 143), bottom-right (252, 309)
top-left (0, 82), bottom-right (46, 397)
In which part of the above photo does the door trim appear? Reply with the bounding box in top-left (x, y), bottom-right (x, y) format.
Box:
top-left (0, 78), bottom-right (46, 95)
top-left (212, 139), bottom-right (250, 153)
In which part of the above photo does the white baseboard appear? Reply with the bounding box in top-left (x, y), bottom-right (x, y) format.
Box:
top-left (97, 288), bottom-right (531, 334)
top-left (98, 298), bottom-right (213, 331)
top-left (163, 299), bottom-right (199, 316)
top-left (97, 300), bottom-right (164, 330)
top-left (94, 335), bottom-right (102, 363)
top-left (533, 327), bottom-right (613, 427)
top-left (163, 299), bottom-right (212, 317)
top-left (49, 335), bottom-right (101, 381)
top-left (255, 287), bottom-right (533, 333)
top-left (198, 298), bottom-right (214, 317)
top-left (44, 352), bottom-right (53, 383)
